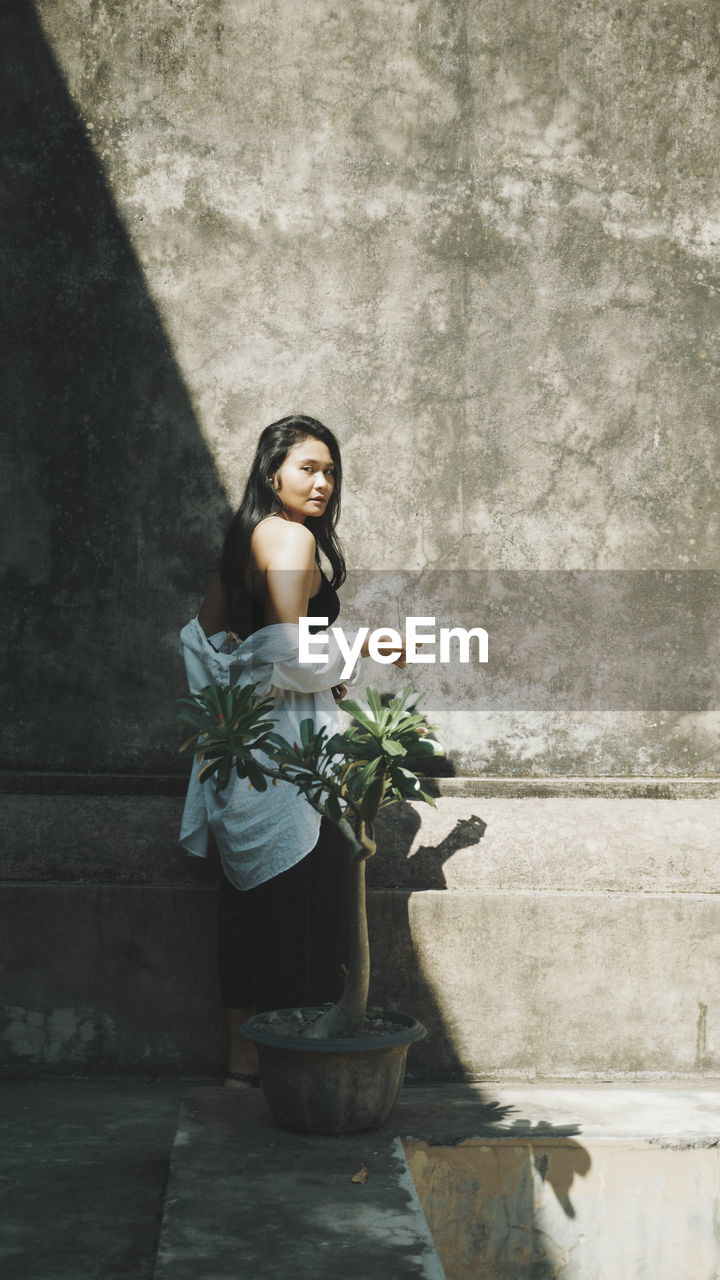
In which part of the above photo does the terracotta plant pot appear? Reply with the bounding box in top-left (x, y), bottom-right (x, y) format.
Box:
top-left (241, 1008), bottom-right (427, 1135)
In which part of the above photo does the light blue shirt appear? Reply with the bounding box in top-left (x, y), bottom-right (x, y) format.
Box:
top-left (179, 618), bottom-right (362, 890)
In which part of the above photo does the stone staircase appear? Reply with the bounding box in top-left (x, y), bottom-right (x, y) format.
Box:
top-left (1, 773), bottom-right (718, 1081)
top-left (366, 777), bottom-right (720, 1081)
top-left (2, 773), bottom-right (719, 1277)
top-left (152, 1082), bottom-right (720, 1280)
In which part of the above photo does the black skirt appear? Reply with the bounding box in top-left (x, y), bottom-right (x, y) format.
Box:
top-left (216, 816), bottom-right (353, 1012)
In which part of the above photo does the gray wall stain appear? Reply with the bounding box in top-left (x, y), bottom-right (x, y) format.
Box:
top-left (696, 1000), bottom-right (708, 1069)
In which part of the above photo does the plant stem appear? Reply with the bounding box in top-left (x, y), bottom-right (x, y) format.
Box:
top-left (223, 743), bottom-right (378, 1038)
top-left (303, 855), bottom-right (369, 1038)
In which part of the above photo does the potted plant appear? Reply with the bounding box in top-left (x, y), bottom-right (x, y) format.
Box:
top-left (177, 684), bottom-right (443, 1134)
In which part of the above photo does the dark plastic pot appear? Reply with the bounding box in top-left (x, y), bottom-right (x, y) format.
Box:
top-left (241, 1007), bottom-right (427, 1135)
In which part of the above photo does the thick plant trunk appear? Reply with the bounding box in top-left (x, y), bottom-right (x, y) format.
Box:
top-left (303, 826), bottom-right (371, 1038)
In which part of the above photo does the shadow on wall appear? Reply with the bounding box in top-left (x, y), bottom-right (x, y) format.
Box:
top-left (0, 0), bottom-right (232, 774)
top-left (405, 1131), bottom-right (592, 1280)
top-left (365, 804), bottom-right (486, 1081)
top-left (360, 807), bottom-right (593, 1277)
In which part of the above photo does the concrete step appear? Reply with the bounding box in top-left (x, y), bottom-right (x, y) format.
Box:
top-left (2, 781), bottom-right (718, 893)
top-left (2, 878), bottom-right (718, 1079)
top-left (152, 1087), bottom-right (445, 1280)
top-left (367, 886), bottom-right (720, 1080)
top-left (369, 795), bottom-right (720, 892)
top-left (153, 1082), bottom-right (720, 1280)
top-left (1, 786), bottom-right (718, 1079)
top-left (0, 1081), bottom-right (186, 1280)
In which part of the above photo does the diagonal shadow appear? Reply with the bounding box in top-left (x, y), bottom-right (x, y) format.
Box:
top-left (365, 803), bottom-right (485, 1081)
top-left (360, 805), bottom-right (592, 1275)
top-left (0, 11), bottom-right (586, 1275)
top-left (0, 0), bottom-right (232, 774)
top-left (312, 807), bottom-right (591, 1276)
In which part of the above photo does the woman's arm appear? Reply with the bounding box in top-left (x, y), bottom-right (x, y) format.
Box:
top-left (198, 572), bottom-right (228, 638)
top-left (360, 634), bottom-right (407, 667)
top-left (252, 519), bottom-right (317, 626)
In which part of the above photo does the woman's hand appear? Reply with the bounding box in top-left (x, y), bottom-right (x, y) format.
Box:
top-left (360, 633), bottom-right (407, 668)
top-left (391, 636), bottom-right (407, 669)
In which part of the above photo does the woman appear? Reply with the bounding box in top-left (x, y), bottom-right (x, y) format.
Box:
top-left (179, 415), bottom-right (368, 1087)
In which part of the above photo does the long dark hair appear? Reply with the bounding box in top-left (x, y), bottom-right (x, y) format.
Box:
top-left (220, 415), bottom-right (346, 629)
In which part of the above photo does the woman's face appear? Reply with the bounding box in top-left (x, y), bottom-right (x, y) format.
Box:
top-left (271, 436), bottom-right (336, 523)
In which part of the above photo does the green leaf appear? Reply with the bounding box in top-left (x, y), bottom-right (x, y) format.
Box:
top-left (217, 761), bottom-right (232, 791)
top-left (325, 732), bottom-right (350, 756)
top-left (197, 759), bottom-right (220, 783)
top-left (202, 683), bottom-right (226, 720)
top-left (246, 760), bottom-right (268, 792)
top-left (354, 757), bottom-right (381, 792)
top-left (361, 776), bottom-right (385, 822)
top-left (365, 688), bottom-right (383, 719)
top-left (325, 792), bottom-right (343, 823)
top-left (393, 766), bottom-right (422, 789)
top-left (176, 705), bottom-right (214, 732)
top-left (338, 699), bottom-right (379, 734)
top-left (265, 731), bottom-right (297, 755)
top-left (417, 789), bottom-right (437, 807)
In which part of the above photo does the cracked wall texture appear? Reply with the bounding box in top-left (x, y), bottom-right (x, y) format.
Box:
top-left (2, 0), bottom-right (718, 775)
top-left (405, 1137), bottom-right (720, 1279)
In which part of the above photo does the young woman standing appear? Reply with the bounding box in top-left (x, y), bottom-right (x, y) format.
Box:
top-left (179, 414), bottom-right (378, 1086)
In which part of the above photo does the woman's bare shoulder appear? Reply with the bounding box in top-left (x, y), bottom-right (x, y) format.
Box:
top-left (251, 517), bottom-right (316, 568)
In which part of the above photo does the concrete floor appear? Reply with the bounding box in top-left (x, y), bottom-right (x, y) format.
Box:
top-left (0, 1081), bottom-right (188, 1280)
top-left (3, 1079), bottom-right (720, 1280)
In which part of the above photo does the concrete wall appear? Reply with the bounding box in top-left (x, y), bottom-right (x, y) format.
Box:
top-left (405, 1136), bottom-right (720, 1280)
top-left (1, 1), bottom-right (718, 1076)
top-left (3, 782), bottom-right (718, 1080)
top-left (2, 0), bottom-right (718, 775)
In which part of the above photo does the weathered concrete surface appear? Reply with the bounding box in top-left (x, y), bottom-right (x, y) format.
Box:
top-left (367, 795), bottom-right (720, 892)
top-left (2, 878), bottom-right (718, 1080)
top-left (2, 786), bottom-right (717, 1082)
top-left (1, 1), bottom-right (231, 776)
top-left (0, 794), bottom-right (201, 884)
top-left (4, 787), bottom-right (719, 893)
top-left (0, 1081), bottom-right (185, 1280)
top-left (3, 1081), bottom-right (718, 1280)
top-left (401, 1079), bottom-right (720, 1140)
top-left (368, 889), bottom-right (720, 1080)
top-left (436, 776), bottom-right (720, 798)
top-left (154, 1083), bottom-right (720, 1280)
top-left (2, 0), bottom-right (718, 776)
top-left (338, 569), bottom-right (720, 775)
top-left (3, 0), bottom-right (719, 1091)
top-left (405, 1138), bottom-right (720, 1280)
top-left (153, 1088), bottom-right (446, 1280)
top-left (0, 886), bottom-right (226, 1078)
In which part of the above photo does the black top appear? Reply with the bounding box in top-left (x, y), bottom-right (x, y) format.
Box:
top-left (305, 571), bottom-right (341, 634)
top-left (229, 569), bottom-right (340, 640)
